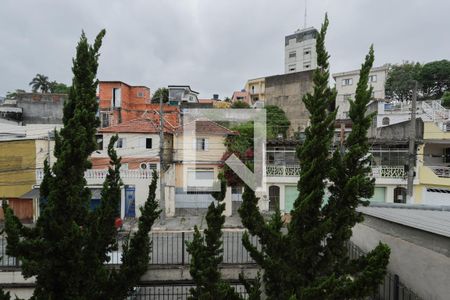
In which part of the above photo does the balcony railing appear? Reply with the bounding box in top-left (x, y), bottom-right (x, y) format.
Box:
top-left (36, 168), bottom-right (155, 182)
top-left (266, 164), bottom-right (301, 177)
top-left (428, 166), bottom-right (450, 178)
top-left (371, 165), bottom-right (406, 179)
top-left (266, 164), bottom-right (406, 179)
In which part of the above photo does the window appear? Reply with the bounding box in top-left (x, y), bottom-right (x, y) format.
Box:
top-left (121, 163), bottom-right (129, 170)
top-left (369, 75), bottom-right (377, 82)
top-left (303, 62), bottom-right (311, 69)
top-left (100, 113), bottom-right (110, 128)
top-left (344, 94), bottom-right (352, 100)
top-left (382, 117), bottom-right (390, 126)
top-left (146, 138), bottom-right (152, 149)
top-left (116, 137), bottom-right (125, 148)
top-left (96, 135), bottom-right (103, 150)
top-left (289, 51), bottom-right (296, 58)
top-left (112, 88), bottom-right (121, 108)
top-left (342, 78), bottom-right (353, 86)
top-left (196, 138), bottom-right (208, 151)
top-left (444, 148), bottom-right (450, 163)
top-left (288, 64), bottom-right (296, 72)
top-left (303, 48), bottom-right (311, 56)
top-left (137, 91), bottom-right (144, 97)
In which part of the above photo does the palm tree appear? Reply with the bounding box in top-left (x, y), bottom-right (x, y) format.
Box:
top-left (29, 74), bottom-right (50, 93)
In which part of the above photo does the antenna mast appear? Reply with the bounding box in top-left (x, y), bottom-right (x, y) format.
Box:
top-left (303, 0), bottom-right (307, 29)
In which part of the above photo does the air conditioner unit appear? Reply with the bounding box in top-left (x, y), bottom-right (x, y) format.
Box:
top-left (140, 163), bottom-right (157, 170)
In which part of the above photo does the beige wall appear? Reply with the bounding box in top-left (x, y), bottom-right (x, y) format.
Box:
top-left (173, 133), bottom-right (227, 163)
top-left (334, 65), bottom-right (388, 119)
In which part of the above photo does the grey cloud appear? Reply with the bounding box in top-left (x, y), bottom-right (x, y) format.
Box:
top-left (1, 0), bottom-right (449, 98)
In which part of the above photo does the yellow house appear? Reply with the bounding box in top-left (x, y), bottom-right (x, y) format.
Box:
top-left (0, 139), bottom-right (38, 222)
top-left (245, 77), bottom-right (266, 103)
top-left (169, 120), bottom-right (236, 214)
top-left (415, 121), bottom-right (450, 205)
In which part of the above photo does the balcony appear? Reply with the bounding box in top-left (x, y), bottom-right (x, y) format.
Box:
top-left (427, 166), bottom-right (450, 178)
top-left (266, 164), bottom-right (300, 177)
top-left (36, 168), bottom-right (155, 184)
top-left (370, 165), bottom-right (406, 179)
top-left (265, 164), bottom-right (406, 179)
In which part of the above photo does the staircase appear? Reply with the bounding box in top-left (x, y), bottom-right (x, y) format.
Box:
top-left (420, 100), bottom-right (450, 131)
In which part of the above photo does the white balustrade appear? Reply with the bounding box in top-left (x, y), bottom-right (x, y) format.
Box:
top-left (428, 166), bottom-right (450, 178)
top-left (371, 165), bottom-right (405, 178)
top-left (35, 168), bottom-right (154, 182)
top-left (266, 164), bottom-right (300, 177)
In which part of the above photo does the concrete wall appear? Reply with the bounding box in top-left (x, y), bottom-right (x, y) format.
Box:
top-left (351, 215), bottom-right (450, 300)
top-left (368, 118), bottom-right (424, 141)
top-left (265, 70), bottom-right (314, 137)
top-left (15, 93), bottom-right (66, 124)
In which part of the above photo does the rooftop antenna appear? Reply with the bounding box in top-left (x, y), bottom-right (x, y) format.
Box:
top-left (303, 0), bottom-right (308, 29)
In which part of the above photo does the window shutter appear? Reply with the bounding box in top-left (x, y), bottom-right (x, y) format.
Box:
top-left (193, 138), bottom-right (197, 150)
top-left (204, 139), bottom-right (209, 151)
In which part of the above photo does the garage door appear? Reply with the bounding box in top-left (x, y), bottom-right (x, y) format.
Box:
top-left (422, 187), bottom-right (450, 205)
top-left (285, 186), bottom-right (299, 213)
top-left (370, 187), bottom-right (386, 203)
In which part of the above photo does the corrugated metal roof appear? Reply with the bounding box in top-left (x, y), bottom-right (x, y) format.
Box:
top-left (357, 205), bottom-right (450, 238)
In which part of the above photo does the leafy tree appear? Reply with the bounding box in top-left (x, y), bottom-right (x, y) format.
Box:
top-left (2, 30), bottom-right (161, 300)
top-left (186, 174), bottom-right (242, 300)
top-left (152, 87), bottom-right (169, 103)
top-left (5, 89), bottom-right (26, 99)
top-left (231, 100), bottom-right (250, 108)
top-left (239, 15), bottom-right (389, 299)
top-left (420, 59), bottom-right (450, 99)
top-left (265, 105), bottom-right (290, 139)
top-left (29, 74), bottom-right (50, 93)
top-left (49, 81), bottom-right (70, 94)
top-left (441, 91), bottom-right (450, 108)
top-left (385, 62), bottom-right (422, 101)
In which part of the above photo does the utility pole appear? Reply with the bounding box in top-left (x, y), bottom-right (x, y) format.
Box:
top-left (159, 95), bottom-right (166, 224)
top-left (406, 81), bottom-right (418, 204)
top-left (47, 131), bottom-right (51, 166)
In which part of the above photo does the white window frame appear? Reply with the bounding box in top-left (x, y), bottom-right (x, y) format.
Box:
top-left (342, 78), bottom-right (353, 86)
top-left (369, 75), bottom-right (377, 82)
top-left (116, 137), bottom-right (125, 149)
top-left (289, 51), bottom-right (296, 58)
top-left (195, 138), bottom-right (208, 151)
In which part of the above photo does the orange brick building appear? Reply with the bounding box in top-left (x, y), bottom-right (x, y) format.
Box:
top-left (98, 81), bottom-right (179, 127)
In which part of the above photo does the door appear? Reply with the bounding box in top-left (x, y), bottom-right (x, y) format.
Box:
top-left (268, 186), bottom-right (280, 211)
top-left (394, 187), bottom-right (406, 203)
top-left (125, 185), bottom-right (136, 218)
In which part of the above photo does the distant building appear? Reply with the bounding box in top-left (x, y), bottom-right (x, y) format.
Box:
top-left (98, 81), bottom-right (154, 127)
top-left (333, 64), bottom-right (389, 119)
top-left (265, 70), bottom-right (315, 137)
top-left (0, 93), bottom-right (67, 125)
top-left (231, 90), bottom-right (252, 105)
top-left (245, 77), bottom-right (266, 103)
top-left (168, 85), bottom-right (199, 105)
top-left (285, 27), bottom-right (318, 74)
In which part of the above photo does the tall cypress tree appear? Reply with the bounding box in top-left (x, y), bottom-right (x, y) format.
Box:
top-left (239, 15), bottom-right (390, 299)
top-left (186, 174), bottom-right (242, 300)
top-left (2, 30), bottom-right (160, 299)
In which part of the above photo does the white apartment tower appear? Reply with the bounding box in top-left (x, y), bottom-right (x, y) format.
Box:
top-left (284, 27), bottom-right (318, 73)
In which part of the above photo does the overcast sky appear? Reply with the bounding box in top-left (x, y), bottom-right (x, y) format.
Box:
top-left (0, 0), bottom-right (449, 98)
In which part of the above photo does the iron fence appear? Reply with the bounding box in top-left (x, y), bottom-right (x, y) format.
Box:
top-left (1, 230), bottom-right (259, 267)
top-left (347, 242), bottom-right (422, 300)
top-left (126, 283), bottom-right (248, 300)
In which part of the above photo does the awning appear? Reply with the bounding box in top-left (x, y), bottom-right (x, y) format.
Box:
top-left (19, 188), bottom-right (40, 199)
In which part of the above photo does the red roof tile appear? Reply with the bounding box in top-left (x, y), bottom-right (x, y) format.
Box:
top-left (177, 120), bottom-right (237, 135)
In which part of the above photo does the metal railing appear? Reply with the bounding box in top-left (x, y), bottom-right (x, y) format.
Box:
top-left (127, 283), bottom-right (248, 299)
top-left (1, 233), bottom-right (422, 300)
top-left (36, 168), bottom-right (155, 183)
top-left (347, 242), bottom-right (422, 300)
top-left (1, 231), bottom-right (259, 268)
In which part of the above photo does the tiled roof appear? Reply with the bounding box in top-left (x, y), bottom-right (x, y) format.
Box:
top-left (99, 116), bottom-right (174, 134)
top-left (177, 120), bottom-right (237, 135)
